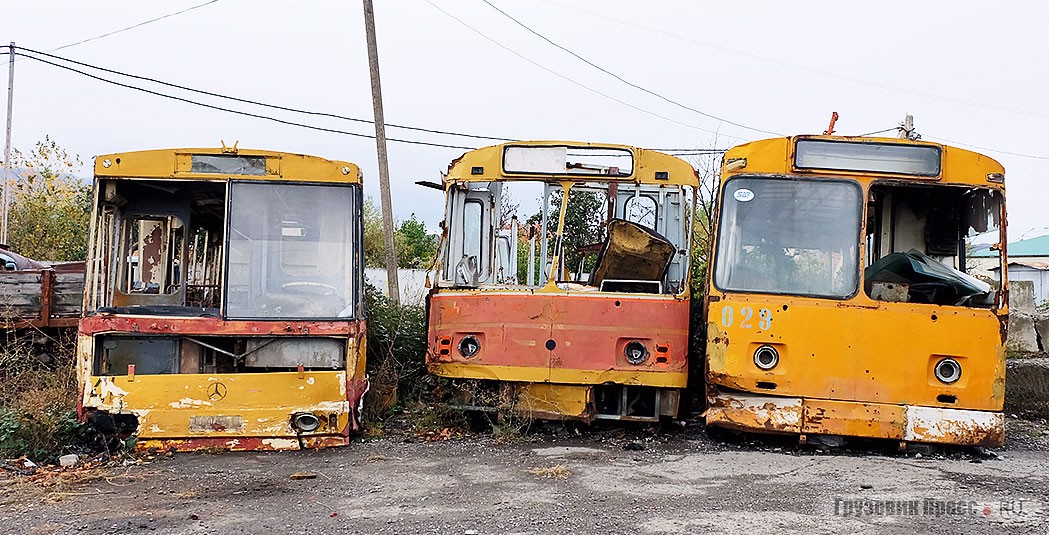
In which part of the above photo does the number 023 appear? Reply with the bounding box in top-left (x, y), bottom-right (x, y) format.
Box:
top-left (720, 305), bottom-right (773, 330)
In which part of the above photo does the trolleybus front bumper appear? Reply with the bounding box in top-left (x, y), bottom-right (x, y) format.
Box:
top-left (704, 392), bottom-right (1004, 447)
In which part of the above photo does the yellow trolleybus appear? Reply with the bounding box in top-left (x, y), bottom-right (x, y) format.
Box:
top-left (77, 146), bottom-right (367, 450)
top-left (703, 135), bottom-right (1007, 446)
top-left (426, 141), bottom-right (698, 422)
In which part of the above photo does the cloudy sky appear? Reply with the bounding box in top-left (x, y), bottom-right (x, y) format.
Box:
top-left (3, 1), bottom-right (1047, 239)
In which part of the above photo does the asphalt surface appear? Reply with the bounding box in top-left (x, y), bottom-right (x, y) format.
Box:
top-left (1, 417), bottom-right (1047, 535)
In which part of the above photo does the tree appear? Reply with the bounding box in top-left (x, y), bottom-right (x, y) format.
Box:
top-left (523, 186), bottom-right (606, 279)
top-left (688, 152), bottom-right (721, 298)
top-left (362, 197), bottom-right (438, 268)
top-left (397, 215), bottom-right (437, 269)
top-left (3, 136), bottom-right (89, 261)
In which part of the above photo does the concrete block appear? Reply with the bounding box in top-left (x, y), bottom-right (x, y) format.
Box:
top-left (58, 454), bottom-right (78, 468)
top-left (1007, 313), bottom-right (1040, 353)
top-left (1035, 315), bottom-right (1049, 348)
top-left (1010, 281), bottom-right (1036, 314)
top-left (1006, 357), bottom-right (1049, 417)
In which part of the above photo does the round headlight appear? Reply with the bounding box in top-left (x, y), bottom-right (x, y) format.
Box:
top-left (458, 335), bottom-right (480, 358)
top-left (934, 358), bottom-right (962, 384)
top-left (753, 345), bottom-right (779, 370)
top-left (292, 412), bottom-right (321, 432)
top-left (624, 341), bottom-right (649, 365)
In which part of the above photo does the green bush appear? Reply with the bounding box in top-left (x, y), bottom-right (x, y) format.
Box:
top-left (362, 284), bottom-right (432, 420)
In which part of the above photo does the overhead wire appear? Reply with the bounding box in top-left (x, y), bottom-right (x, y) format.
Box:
top-left (857, 127), bottom-right (899, 137)
top-left (537, 0), bottom-right (1049, 120)
top-left (422, 0), bottom-right (745, 142)
top-left (923, 134), bottom-right (1049, 161)
top-left (480, 0), bottom-right (781, 137)
top-left (12, 47), bottom-right (725, 154)
top-left (16, 46), bottom-right (516, 144)
top-left (48, 1), bottom-right (222, 53)
top-left (14, 50), bottom-right (478, 150)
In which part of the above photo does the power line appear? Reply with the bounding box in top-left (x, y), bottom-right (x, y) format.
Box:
top-left (15, 50), bottom-right (478, 150)
top-left (480, 0), bottom-right (781, 137)
top-left (857, 127), bottom-right (899, 137)
top-left (422, 0), bottom-right (745, 142)
top-left (17, 46), bottom-right (515, 144)
top-left (923, 134), bottom-right (1049, 161)
top-left (538, 0), bottom-right (1049, 121)
top-left (48, 1), bottom-right (221, 53)
top-left (14, 48), bottom-right (726, 155)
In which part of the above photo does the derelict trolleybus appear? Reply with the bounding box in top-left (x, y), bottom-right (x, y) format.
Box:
top-left (77, 146), bottom-right (367, 451)
top-left (426, 141), bottom-right (699, 422)
top-left (703, 135), bottom-right (1007, 446)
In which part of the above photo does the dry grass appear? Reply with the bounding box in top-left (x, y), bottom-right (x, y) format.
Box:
top-left (0, 464), bottom-right (146, 505)
top-left (527, 464), bottom-right (572, 480)
top-left (0, 329), bottom-right (81, 464)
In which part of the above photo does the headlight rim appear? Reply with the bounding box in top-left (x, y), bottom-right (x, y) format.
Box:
top-left (624, 340), bottom-right (649, 365)
top-left (753, 345), bottom-right (780, 371)
top-left (458, 335), bottom-right (480, 358)
top-left (934, 357), bottom-right (962, 384)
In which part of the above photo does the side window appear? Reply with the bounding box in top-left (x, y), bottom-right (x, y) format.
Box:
top-left (120, 215), bottom-right (184, 295)
top-left (625, 195), bottom-right (657, 230)
top-left (462, 200), bottom-right (483, 263)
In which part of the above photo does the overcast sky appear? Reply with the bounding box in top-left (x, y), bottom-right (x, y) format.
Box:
top-left (3, 1), bottom-right (1047, 240)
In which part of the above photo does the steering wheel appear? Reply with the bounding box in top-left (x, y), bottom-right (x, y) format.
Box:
top-left (281, 281), bottom-right (338, 296)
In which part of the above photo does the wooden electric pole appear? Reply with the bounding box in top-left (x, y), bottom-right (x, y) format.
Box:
top-left (362, 0), bottom-right (400, 304)
top-left (1, 42), bottom-right (15, 245)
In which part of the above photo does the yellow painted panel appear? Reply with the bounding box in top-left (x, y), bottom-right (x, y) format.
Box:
top-left (516, 383), bottom-right (591, 419)
top-left (82, 371), bottom-right (350, 440)
top-left (429, 362), bottom-right (688, 388)
top-left (445, 141), bottom-right (698, 186)
top-left (94, 147), bottom-right (361, 184)
top-left (706, 294), bottom-right (1004, 411)
top-left (722, 135), bottom-right (1005, 189)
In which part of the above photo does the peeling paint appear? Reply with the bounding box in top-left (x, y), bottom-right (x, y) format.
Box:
top-left (261, 438), bottom-right (299, 450)
top-left (704, 393), bottom-right (803, 433)
top-left (905, 406), bottom-right (1004, 446)
top-left (169, 397), bottom-right (213, 409)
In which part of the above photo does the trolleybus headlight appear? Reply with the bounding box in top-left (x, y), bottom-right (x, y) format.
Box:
top-left (624, 341), bottom-right (649, 365)
top-left (458, 335), bottom-right (480, 358)
top-left (292, 412), bottom-right (321, 432)
top-left (753, 345), bottom-right (779, 370)
top-left (934, 358), bottom-right (962, 384)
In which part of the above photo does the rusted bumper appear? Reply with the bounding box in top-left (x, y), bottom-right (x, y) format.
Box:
top-left (704, 393), bottom-right (1004, 447)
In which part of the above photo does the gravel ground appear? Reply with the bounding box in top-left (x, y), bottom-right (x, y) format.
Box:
top-left (1, 416), bottom-right (1047, 535)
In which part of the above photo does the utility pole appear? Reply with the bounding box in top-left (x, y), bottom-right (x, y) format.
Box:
top-left (1, 42), bottom-right (15, 245)
top-left (362, 0), bottom-right (400, 304)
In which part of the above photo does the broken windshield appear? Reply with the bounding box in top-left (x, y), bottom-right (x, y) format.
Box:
top-left (442, 179), bottom-right (692, 294)
top-left (714, 177), bottom-right (862, 298)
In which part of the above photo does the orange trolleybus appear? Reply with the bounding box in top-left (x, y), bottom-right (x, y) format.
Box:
top-left (703, 135), bottom-right (1007, 447)
top-left (77, 146), bottom-right (367, 450)
top-left (426, 141), bottom-right (698, 422)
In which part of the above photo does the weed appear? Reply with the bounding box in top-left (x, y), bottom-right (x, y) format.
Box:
top-left (0, 328), bottom-right (83, 464)
top-left (362, 284), bottom-right (431, 423)
top-left (527, 464), bottom-right (572, 480)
